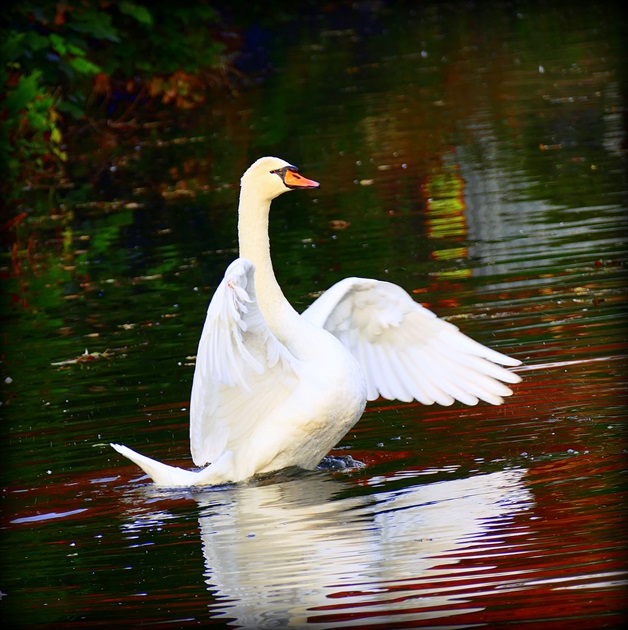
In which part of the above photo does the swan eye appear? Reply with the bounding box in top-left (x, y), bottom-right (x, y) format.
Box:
top-left (270, 166), bottom-right (297, 177)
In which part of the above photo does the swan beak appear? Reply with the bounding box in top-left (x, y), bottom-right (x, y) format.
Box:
top-left (284, 169), bottom-right (320, 189)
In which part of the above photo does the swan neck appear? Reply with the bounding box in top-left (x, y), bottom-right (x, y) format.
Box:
top-left (237, 187), bottom-right (291, 320)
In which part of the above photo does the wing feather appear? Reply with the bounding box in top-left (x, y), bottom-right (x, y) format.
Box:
top-left (302, 277), bottom-right (521, 406)
top-left (190, 259), bottom-right (299, 466)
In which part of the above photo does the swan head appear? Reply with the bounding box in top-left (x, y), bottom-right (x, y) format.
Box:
top-left (241, 156), bottom-right (320, 201)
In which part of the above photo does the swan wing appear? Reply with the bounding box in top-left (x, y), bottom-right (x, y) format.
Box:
top-left (190, 258), bottom-right (299, 466)
top-left (302, 277), bottom-right (521, 406)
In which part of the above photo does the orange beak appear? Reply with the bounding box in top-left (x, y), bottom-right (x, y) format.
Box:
top-left (284, 168), bottom-right (320, 189)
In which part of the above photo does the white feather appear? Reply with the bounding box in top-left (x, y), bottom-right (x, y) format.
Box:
top-left (302, 277), bottom-right (522, 406)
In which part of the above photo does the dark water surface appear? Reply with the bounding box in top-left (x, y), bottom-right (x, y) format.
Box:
top-left (2, 2), bottom-right (627, 628)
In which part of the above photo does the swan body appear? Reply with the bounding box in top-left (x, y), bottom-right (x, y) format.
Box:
top-left (111, 157), bottom-right (521, 487)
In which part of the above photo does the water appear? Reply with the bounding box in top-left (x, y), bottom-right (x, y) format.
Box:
top-left (2, 2), bottom-right (627, 628)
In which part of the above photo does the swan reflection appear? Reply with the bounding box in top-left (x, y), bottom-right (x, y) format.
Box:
top-left (191, 467), bottom-right (532, 627)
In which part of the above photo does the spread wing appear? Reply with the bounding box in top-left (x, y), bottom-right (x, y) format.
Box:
top-left (189, 258), bottom-right (299, 466)
top-left (302, 277), bottom-right (521, 406)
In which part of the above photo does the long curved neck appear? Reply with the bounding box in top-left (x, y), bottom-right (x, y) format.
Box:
top-left (237, 185), bottom-right (298, 329)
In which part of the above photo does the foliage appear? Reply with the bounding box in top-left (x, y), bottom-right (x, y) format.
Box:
top-left (1, 66), bottom-right (67, 197)
top-left (1, 1), bottom-right (227, 204)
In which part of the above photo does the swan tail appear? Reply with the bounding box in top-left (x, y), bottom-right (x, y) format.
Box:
top-left (110, 443), bottom-right (222, 487)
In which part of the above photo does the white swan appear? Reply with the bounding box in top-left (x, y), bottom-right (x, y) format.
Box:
top-left (111, 156), bottom-right (522, 487)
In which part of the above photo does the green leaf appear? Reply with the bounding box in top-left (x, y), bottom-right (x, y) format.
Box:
top-left (0, 32), bottom-right (25, 59)
top-left (3, 72), bottom-right (42, 116)
top-left (68, 57), bottom-right (101, 75)
top-left (28, 31), bottom-right (51, 52)
top-left (71, 10), bottom-right (120, 41)
top-left (49, 33), bottom-right (67, 56)
top-left (67, 42), bottom-right (88, 57)
top-left (27, 111), bottom-right (48, 132)
top-left (57, 99), bottom-right (85, 119)
top-left (119, 2), bottom-right (153, 26)
top-left (1, 32), bottom-right (50, 60)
